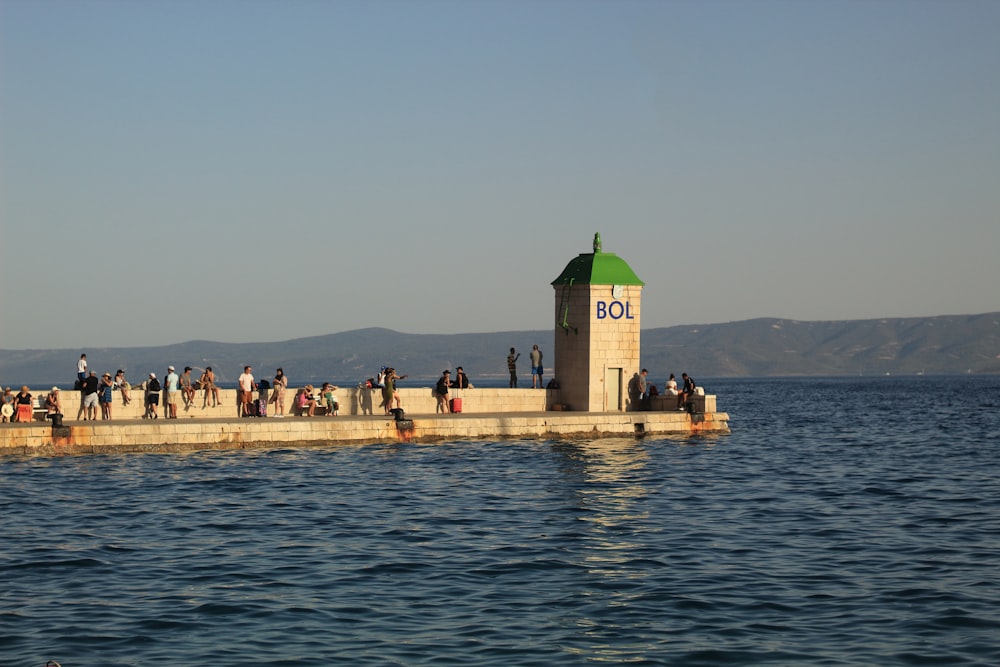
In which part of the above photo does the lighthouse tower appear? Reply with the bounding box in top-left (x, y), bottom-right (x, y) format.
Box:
top-left (551, 234), bottom-right (645, 412)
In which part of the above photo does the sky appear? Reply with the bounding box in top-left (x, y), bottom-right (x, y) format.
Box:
top-left (1, 0), bottom-right (998, 350)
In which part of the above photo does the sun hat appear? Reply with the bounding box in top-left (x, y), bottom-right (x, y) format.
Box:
top-left (52, 386), bottom-right (59, 392)
top-left (149, 372), bottom-right (156, 378)
top-left (168, 365), bottom-right (175, 371)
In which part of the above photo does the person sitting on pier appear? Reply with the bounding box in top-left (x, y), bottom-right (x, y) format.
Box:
top-left (115, 369), bottom-right (132, 406)
top-left (677, 373), bottom-right (696, 410)
top-left (45, 387), bottom-right (62, 418)
top-left (1, 387), bottom-right (14, 423)
top-left (15, 386), bottom-right (33, 422)
top-left (321, 383), bottom-right (339, 416)
top-left (665, 373), bottom-right (679, 398)
top-left (199, 367), bottom-right (220, 408)
top-left (180, 367), bottom-right (196, 408)
top-left (297, 385), bottom-right (318, 417)
top-left (453, 367), bottom-right (470, 389)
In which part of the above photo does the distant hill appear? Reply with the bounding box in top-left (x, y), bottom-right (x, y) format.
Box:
top-left (2, 314), bottom-right (998, 387)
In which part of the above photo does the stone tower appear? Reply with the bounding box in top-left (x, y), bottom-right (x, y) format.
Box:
top-left (551, 234), bottom-right (645, 412)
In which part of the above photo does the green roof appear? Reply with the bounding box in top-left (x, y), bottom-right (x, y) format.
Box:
top-left (551, 251), bottom-right (645, 286)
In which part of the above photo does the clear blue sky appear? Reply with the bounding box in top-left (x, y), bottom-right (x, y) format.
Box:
top-left (2, 0), bottom-right (998, 350)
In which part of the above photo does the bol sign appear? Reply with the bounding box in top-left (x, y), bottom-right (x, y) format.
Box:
top-left (596, 300), bottom-right (635, 320)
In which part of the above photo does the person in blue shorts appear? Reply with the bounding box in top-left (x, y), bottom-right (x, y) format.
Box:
top-left (530, 345), bottom-right (544, 389)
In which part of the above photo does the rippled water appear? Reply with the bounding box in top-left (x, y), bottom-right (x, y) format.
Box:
top-left (2, 376), bottom-right (999, 666)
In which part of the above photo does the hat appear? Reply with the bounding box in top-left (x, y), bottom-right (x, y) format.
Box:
top-left (149, 372), bottom-right (156, 378)
top-left (52, 386), bottom-right (59, 392)
top-left (168, 365), bottom-right (175, 371)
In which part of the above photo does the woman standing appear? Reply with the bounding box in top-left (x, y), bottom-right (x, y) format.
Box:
top-left (272, 368), bottom-right (288, 418)
top-left (435, 370), bottom-right (451, 413)
top-left (100, 373), bottom-right (115, 420)
top-left (381, 368), bottom-right (404, 415)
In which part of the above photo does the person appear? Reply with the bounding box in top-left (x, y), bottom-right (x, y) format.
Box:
top-left (199, 366), bottom-right (220, 408)
top-left (238, 366), bottom-right (254, 417)
top-left (81, 371), bottom-right (100, 421)
top-left (381, 368), bottom-right (403, 415)
top-left (258, 377), bottom-right (270, 411)
top-left (77, 353), bottom-right (88, 384)
top-left (144, 372), bottom-right (161, 419)
top-left (1, 387), bottom-right (14, 422)
top-left (453, 366), bottom-right (470, 389)
top-left (321, 382), bottom-right (339, 416)
top-left (678, 372), bottom-right (696, 410)
top-left (638, 368), bottom-right (649, 411)
top-left (45, 386), bottom-right (62, 417)
top-left (115, 369), bottom-right (132, 406)
top-left (507, 347), bottom-right (520, 388)
top-left (435, 370), bottom-right (451, 413)
top-left (530, 345), bottom-right (544, 388)
top-left (665, 373), bottom-right (679, 398)
top-left (15, 386), bottom-right (33, 423)
top-left (165, 366), bottom-right (180, 419)
top-left (100, 372), bottom-right (115, 420)
top-left (272, 368), bottom-right (288, 418)
top-left (297, 385), bottom-right (317, 417)
top-left (180, 367), bottom-right (196, 408)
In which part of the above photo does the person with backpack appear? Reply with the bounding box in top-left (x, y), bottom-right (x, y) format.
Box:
top-left (144, 373), bottom-right (161, 419)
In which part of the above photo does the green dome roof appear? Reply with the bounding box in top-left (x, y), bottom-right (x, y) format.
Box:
top-left (551, 235), bottom-right (644, 286)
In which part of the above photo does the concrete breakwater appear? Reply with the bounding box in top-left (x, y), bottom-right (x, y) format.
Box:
top-left (0, 387), bottom-right (728, 456)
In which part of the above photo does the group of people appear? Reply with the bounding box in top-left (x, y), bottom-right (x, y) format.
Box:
top-left (507, 345), bottom-right (545, 388)
top-left (75, 359), bottom-right (224, 421)
top-left (432, 366), bottom-right (471, 413)
top-left (636, 369), bottom-right (697, 411)
top-left (1, 385), bottom-right (53, 423)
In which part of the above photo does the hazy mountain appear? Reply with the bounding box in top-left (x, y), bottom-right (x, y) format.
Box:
top-left (2, 314), bottom-right (998, 387)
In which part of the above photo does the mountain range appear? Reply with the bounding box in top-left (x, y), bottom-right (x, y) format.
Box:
top-left (2, 313), bottom-right (998, 387)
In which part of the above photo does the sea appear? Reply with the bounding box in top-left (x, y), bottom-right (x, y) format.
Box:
top-left (1, 376), bottom-right (998, 667)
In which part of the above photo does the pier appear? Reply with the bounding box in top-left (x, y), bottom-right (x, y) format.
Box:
top-left (0, 388), bottom-right (728, 456)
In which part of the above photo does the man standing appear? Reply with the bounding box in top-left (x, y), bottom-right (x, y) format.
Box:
top-left (81, 370), bottom-right (100, 421)
top-left (530, 344), bottom-right (544, 389)
top-left (638, 368), bottom-right (649, 411)
top-left (238, 365), bottom-right (255, 417)
top-left (507, 347), bottom-right (520, 388)
top-left (145, 372), bottom-right (161, 419)
top-left (165, 366), bottom-right (180, 419)
top-left (77, 353), bottom-right (88, 385)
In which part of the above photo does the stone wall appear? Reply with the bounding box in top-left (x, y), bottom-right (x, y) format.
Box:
top-left (24, 386), bottom-right (555, 421)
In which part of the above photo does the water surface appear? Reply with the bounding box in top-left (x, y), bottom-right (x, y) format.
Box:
top-left (2, 376), bottom-right (998, 665)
